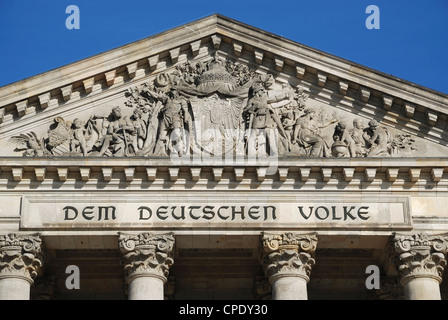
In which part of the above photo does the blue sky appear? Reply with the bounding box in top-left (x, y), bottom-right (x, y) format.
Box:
top-left (0, 0), bottom-right (447, 94)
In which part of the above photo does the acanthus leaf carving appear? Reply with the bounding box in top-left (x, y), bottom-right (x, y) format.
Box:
top-left (119, 233), bottom-right (175, 282)
top-left (0, 233), bottom-right (44, 281)
top-left (392, 233), bottom-right (448, 284)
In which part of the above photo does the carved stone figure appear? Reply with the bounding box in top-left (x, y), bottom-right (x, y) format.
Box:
top-left (292, 108), bottom-right (337, 157)
top-left (128, 108), bottom-right (147, 153)
top-left (363, 119), bottom-right (391, 157)
top-left (331, 121), bottom-right (351, 157)
top-left (281, 111), bottom-right (296, 146)
top-left (349, 118), bottom-right (367, 157)
top-left (244, 81), bottom-right (288, 156)
top-left (70, 118), bottom-right (88, 156)
top-left (142, 88), bottom-right (190, 157)
top-left (91, 106), bottom-right (134, 157)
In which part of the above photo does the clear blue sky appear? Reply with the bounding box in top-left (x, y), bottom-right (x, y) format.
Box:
top-left (0, 0), bottom-right (447, 94)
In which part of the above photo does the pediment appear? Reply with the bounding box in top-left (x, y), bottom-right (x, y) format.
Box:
top-left (1, 14), bottom-right (448, 159)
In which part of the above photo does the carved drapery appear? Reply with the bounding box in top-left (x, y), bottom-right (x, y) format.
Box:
top-left (393, 233), bottom-right (448, 285)
top-left (0, 233), bottom-right (44, 283)
top-left (260, 232), bottom-right (317, 282)
top-left (119, 233), bottom-right (175, 283)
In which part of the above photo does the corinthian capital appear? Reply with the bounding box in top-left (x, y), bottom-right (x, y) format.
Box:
top-left (119, 233), bottom-right (175, 283)
top-left (393, 233), bottom-right (448, 284)
top-left (260, 232), bottom-right (317, 281)
top-left (0, 233), bottom-right (44, 282)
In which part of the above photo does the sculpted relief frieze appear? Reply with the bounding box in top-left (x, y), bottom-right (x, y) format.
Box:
top-left (9, 54), bottom-right (419, 159)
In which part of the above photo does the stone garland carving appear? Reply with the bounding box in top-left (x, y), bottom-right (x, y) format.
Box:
top-left (119, 233), bottom-right (175, 282)
top-left (260, 233), bottom-right (317, 280)
top-left (0, 233), bottom-right (44, 281)
top-left (11, 55), bottom-right (417, 158)
top-left (392, 233), bottom-right (448, 284)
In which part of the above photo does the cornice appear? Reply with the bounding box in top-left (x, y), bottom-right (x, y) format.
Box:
top-left (0, 157), bottom-right (447, 188)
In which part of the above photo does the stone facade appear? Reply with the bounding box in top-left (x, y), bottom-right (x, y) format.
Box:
top-left (0, 14), bottom-right (448, 300)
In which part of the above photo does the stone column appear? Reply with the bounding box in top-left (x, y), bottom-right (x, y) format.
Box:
top-left (119, 232), bottom-right (174, 300)
top-left (260, 232), bottom-right (317, 300)
top-left (393, 233), bottom-right (448, 300)
top-left (0, 234), bottom-right (44, 300)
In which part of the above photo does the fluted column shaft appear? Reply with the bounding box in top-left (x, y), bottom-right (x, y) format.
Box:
top-left (260, 232), bottom-right (317, 300)
top-left (0, 234), bottom-right (44, 300)
top-left (119, 232), bottom-right (174, 300)
top-left (393, 233), bottom-right (448, 300)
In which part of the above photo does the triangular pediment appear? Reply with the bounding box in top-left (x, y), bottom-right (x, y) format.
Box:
top-left (1, 14), bottom-right (448, 159)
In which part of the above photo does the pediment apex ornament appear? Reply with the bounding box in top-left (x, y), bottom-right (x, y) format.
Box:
top-left (10, 55), bottom-right (418, 159)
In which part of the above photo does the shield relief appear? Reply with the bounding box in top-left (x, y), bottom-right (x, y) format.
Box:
top-left (189, 94), bottom-right (245, 157)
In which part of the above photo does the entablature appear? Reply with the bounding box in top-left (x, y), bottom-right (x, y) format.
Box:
top-left (0, 157), bottom-right (447, 190)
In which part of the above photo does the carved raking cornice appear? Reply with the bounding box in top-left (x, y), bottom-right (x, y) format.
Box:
top-left (260, 232), bottom-right (317, 283)
top-left (392, 233), bottom-right (448, 285)
top-left (119, 232), bottom-right (175, 283)
top-left (0, 233), bottom-right (44, 283)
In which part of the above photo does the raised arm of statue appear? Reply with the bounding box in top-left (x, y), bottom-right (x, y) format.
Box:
top-left (320, 119), bottom-right (339, 129)
top-left (266, 89), bottom-right (290, 104)
top-left (143, 87), bottom-right (167, 103)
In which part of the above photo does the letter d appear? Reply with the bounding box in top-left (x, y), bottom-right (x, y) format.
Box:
top-left (138, 206), bottom-right (152, 220)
